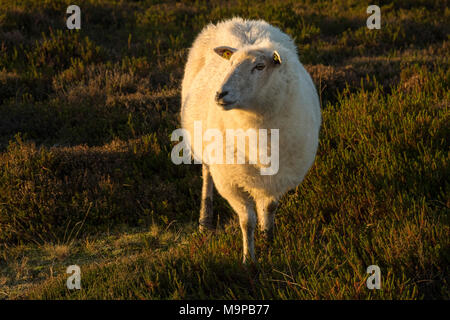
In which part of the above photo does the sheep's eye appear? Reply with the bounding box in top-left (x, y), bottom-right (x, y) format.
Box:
top-left (254, 64), bottom-right (265, 71)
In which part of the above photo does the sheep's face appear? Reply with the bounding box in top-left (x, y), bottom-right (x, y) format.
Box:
top-left (213, 47), bottom-right (282, 110)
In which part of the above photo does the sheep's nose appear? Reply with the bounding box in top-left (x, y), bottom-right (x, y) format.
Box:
top-left (215, 91), bottom-right (229, 101)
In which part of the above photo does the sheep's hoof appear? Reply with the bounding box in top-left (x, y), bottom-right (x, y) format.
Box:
top-left (199, 223), bottom-right (215, 233)
top-left (261, 230), bottom-right (274, 244)
top-left (242, 256), bottom-right (257, 269)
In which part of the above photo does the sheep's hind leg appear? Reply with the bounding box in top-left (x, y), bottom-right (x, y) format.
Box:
top-left (199, 165), bottom-right (215, 232)
top-left (256, 198), bottom-right (278, 243)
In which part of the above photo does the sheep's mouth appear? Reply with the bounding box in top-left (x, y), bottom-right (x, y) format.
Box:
top-left (217, 100), bottom-right (237, 109)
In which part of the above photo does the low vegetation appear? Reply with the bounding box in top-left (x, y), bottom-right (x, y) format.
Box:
top-left (0, 0), bottom-right (448, 299)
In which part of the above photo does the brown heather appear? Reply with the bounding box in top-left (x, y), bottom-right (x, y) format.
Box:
top-left (0, 0), bottom-right (448, 299)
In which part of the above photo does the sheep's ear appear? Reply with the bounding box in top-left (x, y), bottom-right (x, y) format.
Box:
top-left (214, 46), bottom-right (237, 60)
top-left (273, 51), bottom-right (282, 65)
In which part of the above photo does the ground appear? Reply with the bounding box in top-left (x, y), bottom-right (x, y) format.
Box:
top-left (0, 0), bottom-right (448, 299)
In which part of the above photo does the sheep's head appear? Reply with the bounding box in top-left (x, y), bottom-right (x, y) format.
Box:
top-left (213, 46), bottom-right (282, 111)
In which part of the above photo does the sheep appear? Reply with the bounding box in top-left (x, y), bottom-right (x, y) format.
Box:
top-left (180, 17), bottom-right (321, 263)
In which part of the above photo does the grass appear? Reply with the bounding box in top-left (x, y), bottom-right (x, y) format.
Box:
top-left (0, 0), bottom-right (448, 299)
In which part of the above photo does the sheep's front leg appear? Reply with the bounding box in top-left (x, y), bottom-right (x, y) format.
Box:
top-left (238, 205), bottom-right (256, 263)
top-left (239, 204), bottom-right (257, 263)
top-left (199, 165), bottom-right (215, 232)
top-left (256, 198), bottom-right (278, 243)
top-left (225, 188), bottom-right (256, 263)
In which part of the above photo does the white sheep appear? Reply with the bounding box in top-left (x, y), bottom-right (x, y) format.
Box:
top-left (180, 17), bottom-right (321, 263)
